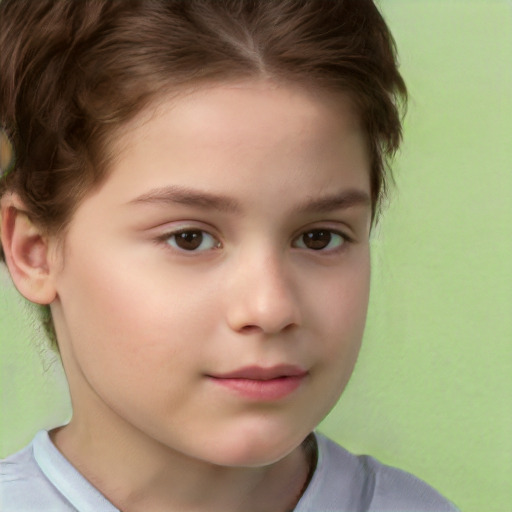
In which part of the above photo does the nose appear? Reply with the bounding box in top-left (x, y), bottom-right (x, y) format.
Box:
top-left (225, 250), bottom-right (301, 335)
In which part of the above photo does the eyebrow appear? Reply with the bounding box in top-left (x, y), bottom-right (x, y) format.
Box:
top-left (128, 185), bottom-right (370, 214)
top-left (128, 185), bottom-right (241, 213)
top-left (296, 189), bottom-right (371, 213)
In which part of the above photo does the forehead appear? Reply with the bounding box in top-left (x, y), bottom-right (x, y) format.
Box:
top-left (76, 80), bottom-right (371, 221)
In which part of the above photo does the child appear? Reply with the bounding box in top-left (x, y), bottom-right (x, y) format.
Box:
top-left (0, 1), bottom-right (459, 510)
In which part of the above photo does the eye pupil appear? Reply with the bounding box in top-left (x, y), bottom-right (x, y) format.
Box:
top-left (303, 230), bottom-right (331, 250)
top-left (175, 231), bottom-right (203, 250)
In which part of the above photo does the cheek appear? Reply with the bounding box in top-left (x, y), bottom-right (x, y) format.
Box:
top-left (311, 257), bottom-right (370, 380)
top-left (322, 257), bottom-right (370, 337)
top-left (294, 259), bottom-right (370, 430)
top-left (54, 255), bottom-right (220, 427)
top-left (55, 248), bottom-right (215, 383)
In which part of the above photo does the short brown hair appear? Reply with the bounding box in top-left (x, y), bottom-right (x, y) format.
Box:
top-left (0, 0), bottom-right (406, 345)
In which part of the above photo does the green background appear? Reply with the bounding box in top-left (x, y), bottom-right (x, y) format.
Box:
top-left (1, 1), bottom-right (511, 510)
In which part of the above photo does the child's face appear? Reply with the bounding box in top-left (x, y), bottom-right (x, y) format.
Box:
top-left (50, 81), bottom-right (372, 466)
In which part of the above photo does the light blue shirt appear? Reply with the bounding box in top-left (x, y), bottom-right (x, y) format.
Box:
top-left (1, 431), bottom-right (459, 511)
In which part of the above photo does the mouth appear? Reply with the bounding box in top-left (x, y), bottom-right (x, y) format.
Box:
top-left (206, 365), bottom-right (308, 401)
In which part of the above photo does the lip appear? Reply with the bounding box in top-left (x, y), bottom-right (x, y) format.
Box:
top-left (207, 365), bottom-right (308, 401)
top-left (212, 364), bottom-right (307, 380)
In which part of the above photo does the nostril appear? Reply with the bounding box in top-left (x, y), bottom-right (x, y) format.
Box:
top-left (239, 324), bottom-right (263, 334)
top-left (238, 321), bottom-right (296, 336)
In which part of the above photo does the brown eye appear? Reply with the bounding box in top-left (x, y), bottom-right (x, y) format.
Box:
top-left (294, 229), bottom-right (345, 251)
top-left (166, 230), bottom-right (219, 252)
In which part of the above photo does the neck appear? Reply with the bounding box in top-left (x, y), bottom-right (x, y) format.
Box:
top-left (51, 416), bottom-right (312, 512)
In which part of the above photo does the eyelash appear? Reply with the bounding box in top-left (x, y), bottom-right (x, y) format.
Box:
top-left (159, 228), bottom-right (222, 253)
top-left (157, 227), bottom-right (353, 254)
top-left (292, 229), bottom-right (351, 252)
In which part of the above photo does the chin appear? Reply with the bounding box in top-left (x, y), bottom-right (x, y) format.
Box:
top-left (200, 427), bottom-right (308, 468)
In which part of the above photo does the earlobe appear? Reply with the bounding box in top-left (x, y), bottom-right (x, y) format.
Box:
top-left (1, 195), bottom-right (57, 305)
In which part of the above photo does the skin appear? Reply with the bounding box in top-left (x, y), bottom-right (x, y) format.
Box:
top-left (2, 80), bottom-right (372, 512)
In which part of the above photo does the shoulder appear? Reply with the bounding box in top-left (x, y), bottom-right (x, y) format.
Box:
top-left (296, 434), bottom-right (460, 512)
top-left (1, 442), bottom-right (42, 492)
top-left (1, 435), bottom-right (75, 511)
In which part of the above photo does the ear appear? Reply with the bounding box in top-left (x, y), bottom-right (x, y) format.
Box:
top-left (1, 193), bottom-right (57, 305)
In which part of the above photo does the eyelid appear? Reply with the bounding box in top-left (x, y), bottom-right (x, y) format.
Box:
top-left (292, 226), bottom-right (354, 252)
top-left (155, 223), bottom-right (222, 253)
top-left (152, 221), bottom-right (356, 254)
top-left (293, 219), bottom-right (355, 239)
